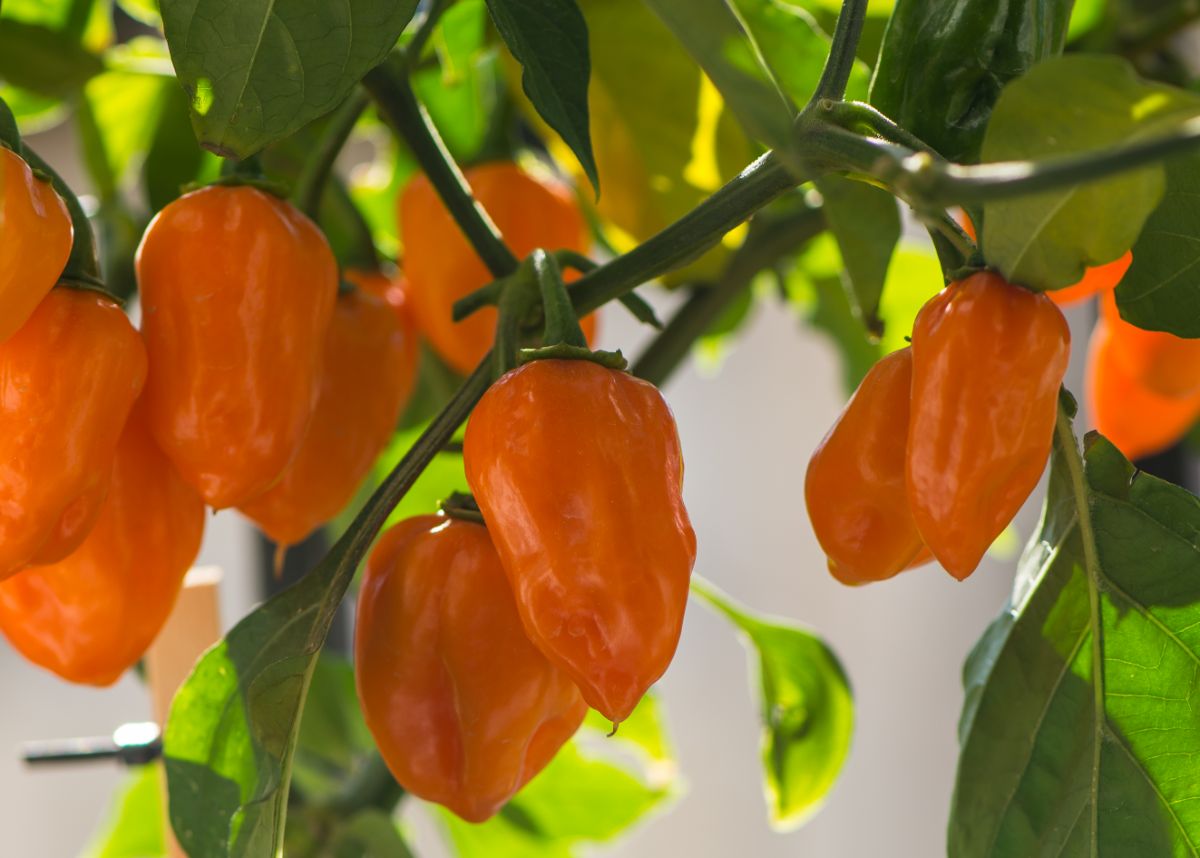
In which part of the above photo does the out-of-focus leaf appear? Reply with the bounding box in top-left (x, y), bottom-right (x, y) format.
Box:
top-left (486, 0), bottom-right (597, 192)
top-left (292, 654), bottom-right (375, 802)
top-left (329, 810), bottom-right (415, 858)
top-left (442, 694), bottom-right (675, 857)
top-left (143, 81), bottom-right (220, 212)
top-left (1115, 153), bottom-right (1200, 337)
top-left (83, 765), bottom-right (167, 858)
top-left (874, 242), bottom-right (941, 355)
top-left (950, 408), bottom-right (1200, 855)
top-left (981, 55), bottom-right (1200, 291)
top-left (692, 577), bottom-right (853, 831)
top-left (814, 176), bottom-right (899, 335)
top-left (0, 85), bottom-right (67, 132)
top-left (116, 0), bottom-right (162, 27)
top-left (1067, 0), bottom-right (1105, 41)
top-left (0, 19), bottom-right (103, 96)
top-left (160, 0), bottom-right (419, 157)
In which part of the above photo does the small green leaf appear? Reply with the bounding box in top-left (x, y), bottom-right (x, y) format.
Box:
top-left (1115, 153), bottom-right (1200, 337)
top-left (950, 408), bottom-right (1200, 855)
top-left (486, 0), bottom-right (597, 193)
top-left (83, 766), bottom-right (166, 858)
top-left (0, 19), bottom-right (103, 96)
top-left (691, 576), bottom-right (853, 831)
top-left (815, 176), bottom-right (900, 335)
top-left (160, 0), bottom-right (419, 157)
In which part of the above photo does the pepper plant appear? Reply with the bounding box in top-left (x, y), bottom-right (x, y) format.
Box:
top-left (5, 0), bottom-right (1200, 855)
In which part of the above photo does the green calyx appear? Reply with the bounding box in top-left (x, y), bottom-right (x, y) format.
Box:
top-left (518, 343), bottom-right (628, 371)
top-left (439, 491), bottom-right (485, 525)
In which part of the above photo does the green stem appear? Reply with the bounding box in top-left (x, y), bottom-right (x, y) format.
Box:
top-left (532, 250), bottom-right (588, 348)
top-left (821, 100), bottom-right (940, 156)
top-left (363, 58), bottom-right (519, 278)
top-left (326, 177), bottom-right (381, 270)
top-left (0, 97), bottom-right (18, 150)
top-left (494, 278), bottom-right (535, 378)
top-left (405, 0), bottom-right (453, 66)
top-left (810, 0), bottom-right (870, 103)
top-left (293, 89), bottom-right (370, 219)
top-left (19, 145), bottom-right (106, 293)
top-left (571, 152), bottom-right (800, 314)
top-left (631, 206), bottom-right (826, 387)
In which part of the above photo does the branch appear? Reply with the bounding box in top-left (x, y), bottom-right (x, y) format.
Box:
top-left (810, 0), bottom-right (870, 103)
top-left (292, 89), bottom-right (370, 219)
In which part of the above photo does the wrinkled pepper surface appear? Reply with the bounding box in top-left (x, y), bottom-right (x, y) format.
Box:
top-left (355, 515), bottom-right (586, 822)
top-left (464, 358), bottom-right (696, 723)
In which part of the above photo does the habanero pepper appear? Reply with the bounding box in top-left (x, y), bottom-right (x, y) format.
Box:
top-left (0, 287), bottom-right (146, 580)
top-left (0, 146), bottom-right (73, 343)
top-left (355, 514), bottom-right (586, 822)
top-left (240, 284), bottom-right (418, 547)
top-left (1086, 319), bottom-right (1200, 462)
top-left (0, 402), bottom-right (204, 685)
top-left (463, 358), bottom-right (697, 724)
top-left (399, 162), bottom-right (596, 375)
top-left (806, 348), bottom-right (931, 585)
top-left (908, 271), bottom-right (1070, 579)
top-left (1098, 289), bottom-right (1200, 399)
top-left (136, 185), bottom-right (338, 509)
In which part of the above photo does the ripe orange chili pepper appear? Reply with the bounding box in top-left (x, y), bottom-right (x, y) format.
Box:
top-left (0, 147), bottom-right (73, 343)
top-left (1097, 290), bottom-right (1200, 399)
top-left (355, 514), bottom-right (586, 822)
top-left (345, 268), bottom-right (412, 329)
top-left (136, 185), bottom-right (338, 508)
top-left (908, 271), bottom-right (1070, 579)
top-left (958, 213), bottom-right (1130, 306)
top-left (399, 162), bottom-right (595, 374)
top-left (806, 348), bottom-right (930, 585)
top-left (240, 284), bottom-right (418, 546)
top-left (464, 359), bottom-right (696, 723)
top-left (0, 288), bottom-right (146, 580)
top-left (0, 403), bottom-right (204, 685)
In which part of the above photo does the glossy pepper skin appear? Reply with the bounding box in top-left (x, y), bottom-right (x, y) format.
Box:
top-left (355, 515), bottom-right (586, 822)
top-left (908, 271), bottom-right (1070, 579)
top-left (958, 214), bottom-right (1130, 307)
top-left (1099, 290), bottom-right (1200, 398)
top-left (0, 288), bottom-right (147, 580)
top-left (0, 147), bottom-right (73, 343)
top-left (399, 162), bottom-right (595, 374)
top-left (1087, 320), bottom-right (1200, 461)
top-left (806, 348), bottom-right (930, 585)
top-left (136, 185), bottom-right (337, 508)
top-left (240, 284), bottom-right (418, 545)
top-left (0, 404), bottom-right (204, 685)
top-left (464, 359), bottom-right (696, 723)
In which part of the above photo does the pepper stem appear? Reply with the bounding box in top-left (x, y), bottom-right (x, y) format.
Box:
top-left (532, 249), bottom-right (589, 349)
top-left (0, 97), bottom-right (20, 152)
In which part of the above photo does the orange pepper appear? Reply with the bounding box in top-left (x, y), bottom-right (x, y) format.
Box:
top-left (399, 162), bottom-right (596, 374)
top-left (355, 514), bottom-right (586, 822)
top-left (0, 403), bottom-right (204, 685)
top-left (1087, 319), bottom-right (1200, 460)
top-left (1098, 289), bottom-right (1200, 399)
top-left (958, 212), bottom-right (1130, 306)
top-left (908, 272), bottom-right (1070, 579)
top-left (136, 185), bottom-right (338, 508)
top-left (0, 147), bottom-right (72, 343)
top-left (464, 359), bottom-right (696, 723)
top-left (240, 282), bottom-right (418, 546)
top-left (0, 288), bottom-right (146, 580)
top-left (806, 348), bottom-right (930, 585)
top-left (346, 267), bottom-right (412, 330)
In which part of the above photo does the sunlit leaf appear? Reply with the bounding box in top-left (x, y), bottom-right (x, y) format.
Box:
top-left (83, 766), bottom-right (167, 858)
top-left (691, 577), bottom-right (853, 830)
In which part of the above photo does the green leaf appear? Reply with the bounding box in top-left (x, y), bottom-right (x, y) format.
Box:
top-left (639, 0), bottom-right (796, 151)
top-left (291, 654), bottom-right (374, 802)
top-left (980, 55), bottom-right (1200, 291)
top-left (950, 406), bottom-right (1200, 855)
top-left (116, 0), bottom-right (162, 27)
top-left (1067, 0), bottom-right (1106, 41)
top-left (329, 810), bottom-right (415, 858)
top-left (1115, 153), bottom-right (1200, 337)
top-left (83, 766), bottom-right (167, 858)
top-left (159, 0), bottom-right (420, 157)
top-left (442, 696), bottom-right (675, 857)
top-left (691, 577), bottom-right (853, 831)
top-left (143, 79), bottom-right (221, 212)
top-left (0, 85), bottom-right (68, 132)
top-left (874, 242), bottom-right (941, 356)
top-left (0, 19), bottom-right (103, 96)
top-left (814, 176), bottom-right (899, 335)
top-left (485, 0), bottom-right (597, 193)
top-left (870, 0), bottom-right (1072, 163)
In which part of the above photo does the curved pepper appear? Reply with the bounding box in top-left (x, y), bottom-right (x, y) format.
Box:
top-left (0, 288), bottom-right (147, 579)
top-left (240, 283), bottom-right (418, 546)
top-left (464, 359), bottom-right (696, 723)
top-left (0, 403), bottom-right (204, 685)
top-left (0, 147), bottom-right (73, 343)
top-left (136, 185), bottom-right (338, 508)
top-left (806, 348), bottom-right (930, 585)
top-left (399, 162), bottom-right (595, 374)
top-left (355, 514), bottom-right (586, 822)
top-left (908, 271), bottom-right (1070, 579)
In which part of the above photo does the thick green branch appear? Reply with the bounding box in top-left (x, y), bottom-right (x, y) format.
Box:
top-left (810, 0), bottom-right (870, 103)
top-left (363, 58), bottom-right (518, 278)
top-left (570, 152), bottom-right (799, 314)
